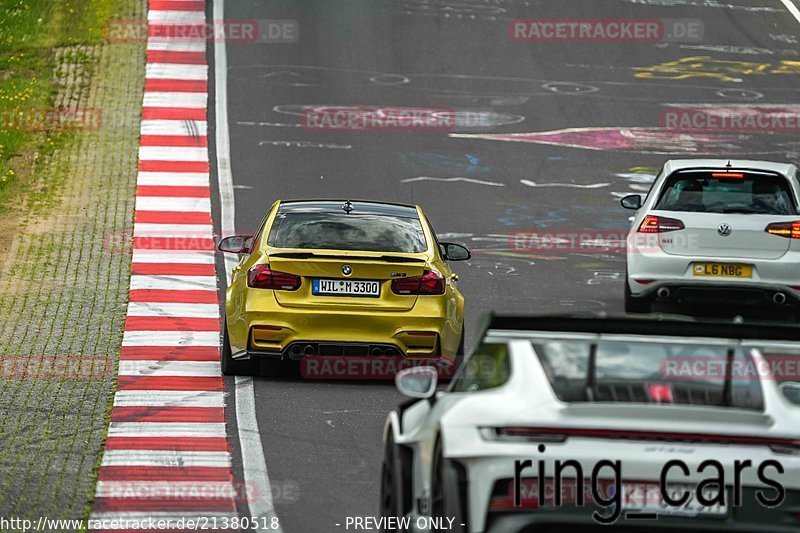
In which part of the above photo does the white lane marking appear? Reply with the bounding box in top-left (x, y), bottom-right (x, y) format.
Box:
top-left (778, 0), bottom-right (800, 23)
top-left (119, 360), bottom-right (222, 377)
top-left (122, 331), bottom-right (220, 347)
top-left (235, 377), bottom-right (281, 529)
top-left (107, 422), bottom-right (227, 438)
top-left (520, 179), bottom-right (610, 189)
top-left (141, 120), bottom-right (208, 137)
top-left (148, 10), bottom-right (206, 24)
top-left (132, 250), bottom-right (216, 264)
top-left (136, 196), bottom-right (211, 212)
top-left (129, 275), bottom-right (218, 291)
top-left (143, 91), bottom-right (208, 109)
top-left (101, 450), bottom-right (231, 467)
top-left (139, 146), bottom-right (209, 162)
top-left (96, 480), bottom-right (236, 498)
top-left (114, 391), bottom-right (224, 407)
top-left (214, 0), bottom-right (283, 529)
top-left (133, 223), bottom-right (213, 238)
top-left (138, 172), bottom-right (210, 186)
top-left (400, 176), bottom-right (505, 187)
top-left (127, 302), bottom-right (220, 318)
top-left (146, 63), bottom-right (208, 80)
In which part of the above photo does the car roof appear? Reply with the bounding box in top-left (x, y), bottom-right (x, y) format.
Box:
top-left (278, 199), bottom-right (420, 218)
top-left (477, 312), bottom-right (800, 342)
top-left (663, 159), bottom-right (798, 177)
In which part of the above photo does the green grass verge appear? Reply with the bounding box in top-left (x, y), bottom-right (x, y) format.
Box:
top-left (0, 0), bottom-right (112, 211)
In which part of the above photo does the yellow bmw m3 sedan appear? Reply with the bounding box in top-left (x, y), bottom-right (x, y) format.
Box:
top-left (217, 199), bottom-right (469, 376)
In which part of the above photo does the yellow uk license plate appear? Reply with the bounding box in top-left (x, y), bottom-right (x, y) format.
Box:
top-left (692, 263), bottom-right (753, 278)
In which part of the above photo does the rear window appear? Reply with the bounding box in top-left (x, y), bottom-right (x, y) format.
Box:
top-left (534, 341), bottom-right (764, 411)
top-left (268, 212), bottom-right (427, 252)
top-left (655, 171), bottom-right (796, 215)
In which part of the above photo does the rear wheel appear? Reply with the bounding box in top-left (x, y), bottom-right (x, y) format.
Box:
top-left (624, 275), bottom-right (650, 314)
top-left (221, 321), bottom-right (257, 376)
top-left (431, 438), bottom-right (468, 533)
top-left (380, 435), bottom-right (408, 532)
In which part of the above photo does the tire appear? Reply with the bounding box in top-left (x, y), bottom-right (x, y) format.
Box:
top-left (380, 434), bottom-right (410, 532)
top-left (430, 438), bottom-right (468, 533)
top-left (624, 275), bottom-right (651, 314)
top-left (221, 320), bottom-right (257, 376)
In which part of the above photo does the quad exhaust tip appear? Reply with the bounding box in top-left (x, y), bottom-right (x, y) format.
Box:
top-left (773, 292), bottom-right (787, 305)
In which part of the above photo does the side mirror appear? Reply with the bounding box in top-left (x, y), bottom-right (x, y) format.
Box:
top-left (780, 382), bottom-right (800, 405)
top-left (218, 235), bottom-right (253, 254)
top-left (440, 242), bottom-right (471, 261)
top-left (620, 194), bottom-right (642, 210)
top-left (395, 366), bottom-right (438, 399)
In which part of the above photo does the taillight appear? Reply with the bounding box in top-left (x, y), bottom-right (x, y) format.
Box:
top-left (638, 215), bottom-right (684, 233)
top-left (391, 270), bottom-right (445, 295)
top-left (765, 221), bottom-right (800, 239)
top-left (247, 264), bottom-right (301, 291)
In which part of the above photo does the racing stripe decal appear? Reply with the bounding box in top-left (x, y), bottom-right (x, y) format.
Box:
top-left (89, 0), bottom-right (239, 528)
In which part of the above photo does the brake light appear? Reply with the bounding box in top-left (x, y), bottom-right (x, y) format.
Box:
top-left (391, 270), bottom-right (445, 295)
top-left (711, 172), bottom-right (744, 179)
top-left (647, 383), bottom-right (674, 403)
top-left (765, 221), bottom-right (800, 239)
top-left (247, 264), bottom-right (301, 290)
top-left (638, 215), bottom-right (684, 233)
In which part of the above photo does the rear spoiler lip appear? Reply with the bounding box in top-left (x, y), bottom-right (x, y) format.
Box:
top-left (268, 251), bottom-right (427, 263)
top-left (489, 425), bottom-right (799, 447)
top-left (478, 312), bottom-right (800, 342)
top-left (672, 167), bottom-right (784, 177)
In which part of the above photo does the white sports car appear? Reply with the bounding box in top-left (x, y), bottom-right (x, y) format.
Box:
top-left (381, 314), bottom-right (800, 533)
top-left (622, 159), bottom-right (800, 315)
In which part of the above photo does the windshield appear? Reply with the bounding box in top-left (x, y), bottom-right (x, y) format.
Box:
top-left (534, 340), bottom-right (764, 410)
top-left (655, 172), bottom-right (796, 215)
top-left (268, 212), bottom-right (428, 252)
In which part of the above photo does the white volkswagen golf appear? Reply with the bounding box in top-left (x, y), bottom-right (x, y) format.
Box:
top-left (623, 159), bottom-right (800, 315)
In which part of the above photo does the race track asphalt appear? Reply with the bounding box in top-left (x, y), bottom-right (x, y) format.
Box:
top-left (210, 1), bottom-right (800, 530)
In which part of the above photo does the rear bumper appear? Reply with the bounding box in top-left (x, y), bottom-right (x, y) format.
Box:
top-left (442, 427), bottom-right (800, 533)
top-left (627, 247), bottom-right (800, 305)
top-left (226, 292), bottom-right (461, 359)
top-left (631, 282), bottom-right (800, 307)
top-left (484, 508), bottom-right (800, 533)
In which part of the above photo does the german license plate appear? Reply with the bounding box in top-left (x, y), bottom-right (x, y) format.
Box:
top-left (692, 263), bottom-right (752, 278)
top-left (621, 482), bottom-right (728, 517)
top-left (312, 279), bottom-right (380, 297)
